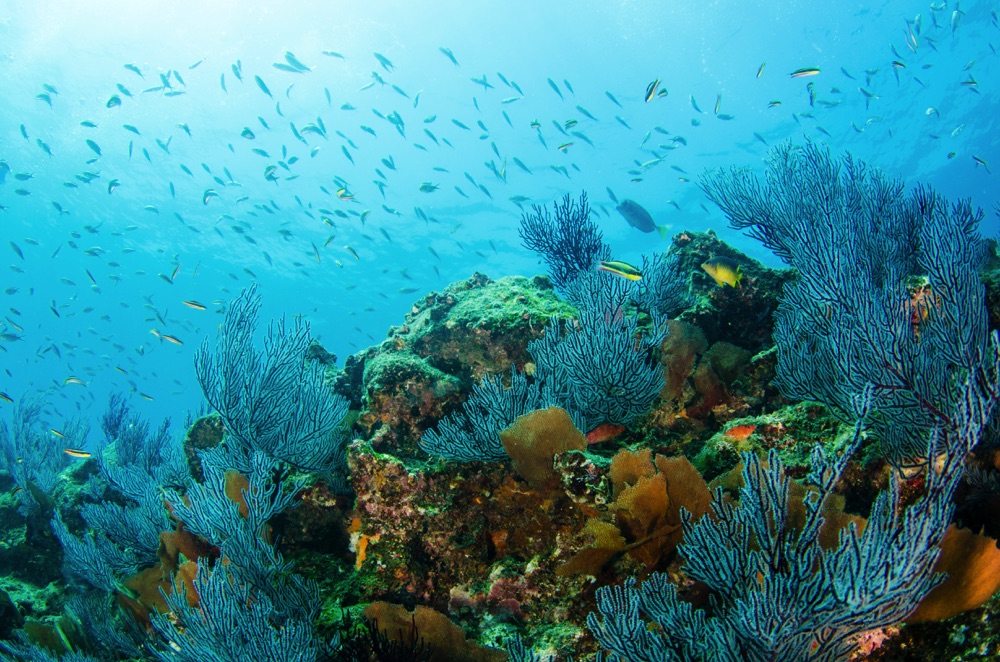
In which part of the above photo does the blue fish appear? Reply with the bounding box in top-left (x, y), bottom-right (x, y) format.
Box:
top-left (254, 75), bottom-right (272, 98)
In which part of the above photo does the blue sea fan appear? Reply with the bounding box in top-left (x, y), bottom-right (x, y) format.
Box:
top-left (149, 561), bottom-right (326, 662)
top-left (702, 141), bottom-right (997, 467)
top-left (164, 447), bottom-right (317, 621)
top-left (530, 275), bottom-right (668, 431)
top-left (420, 368), bottom-right (554, 462)
top-left (588, 391), bottom-right (991, 661)
top-left (0, 397), bottom-right (72, 513)
top-left (519, 191), bottom-right (610, 291)
top-left (423, 269), bottom-right (669, 462)
top-left (194, 283), bottom-right (349, 479)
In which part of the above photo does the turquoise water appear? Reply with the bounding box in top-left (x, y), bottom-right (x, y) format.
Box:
top-left (0, 0), bottom-right (996, 438)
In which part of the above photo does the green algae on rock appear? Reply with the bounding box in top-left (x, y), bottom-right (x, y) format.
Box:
top-left (336, 273), bottom-right (576, 458)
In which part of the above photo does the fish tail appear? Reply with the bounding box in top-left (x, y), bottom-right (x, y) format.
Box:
top-left (656, 224), bottom-right (671, 240)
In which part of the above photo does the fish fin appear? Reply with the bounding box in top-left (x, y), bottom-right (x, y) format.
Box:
top-left (657, 224), bottom-right (671, 240)
top-left (735, 266), bottom-right (744, 287)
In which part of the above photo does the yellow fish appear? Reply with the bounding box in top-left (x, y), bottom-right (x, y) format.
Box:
top-left (598, 260), bottom-right (643, 281)
top-left (789, 67), bottom-right (821, 78)
top-left (701, 256), bottom-right (742, 287)
top-left (64, 448), bottom-right (91, 458)
top-left (645, 79), bottom-right (660, 102)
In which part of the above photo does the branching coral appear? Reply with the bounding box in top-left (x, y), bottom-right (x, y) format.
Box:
top-left (519, 191), bottom-right (609, 291)
top-left (194, 283), bottom-right (350, 480)
top-left (701, 141), bottom-right (997, 467)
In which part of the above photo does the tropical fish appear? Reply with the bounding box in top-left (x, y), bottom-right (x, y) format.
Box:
top-left (701, 256), bottom-right (743, 287)
top-left (756, 62), bottom-right (766, 78)
top-left (547, 77), bottom-right (563, 99)
top-left (790, 67), bottom-right (821, 78)
top-left (432, 46), bottom-right (458, 68)
top-left (616, 200), bottom-right (669, 238)
top-left (106, 94), bottom-right (122, 108)
top-left (284, 50), bottom-right (311, 72)
top-left (586, 423), bottom-right (625, 444)
top-left (598, 260), bottom-right (642, 281)
top-left (576, 105), bottom-right (597, 121)
top-left (254, 75), bottom-right (272, 97)
top-left (724, 424), bottom-right (757, 441)
top-left (374, 52), bottom-right (395, 71)
top-left (64, 448), bottom-right (91, 458)
top-left (645, 79), bottom-right (660, 102)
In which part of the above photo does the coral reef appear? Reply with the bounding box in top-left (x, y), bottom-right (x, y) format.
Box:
top-left (4, 172), bottom-right (1000, 660)
top-left (335, 273), bottom-right (575, 458)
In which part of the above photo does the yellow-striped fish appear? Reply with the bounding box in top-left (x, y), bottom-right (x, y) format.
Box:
top-left (789, 67), bottom-right (821, 78)
top-left (64, 376), bottom-right (86, 387)
top-left (644, 79), bottom-right (660, 102)
top-left (183, 300), bottom-right (207, 311)
top-left (598, 260), bottom-right (643, 281)
top-left (64, 448), bottom-right (91, 458)
top-left (161, 334), bottom-right (183, 346)
top-left (50, 429), bottom-right (65, 439)
top-left (0, 392), bottom-right (12, 404)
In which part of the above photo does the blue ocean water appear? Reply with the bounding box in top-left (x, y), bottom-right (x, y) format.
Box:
top-left (0, 0), bottom-right (996, 441)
